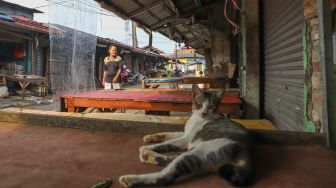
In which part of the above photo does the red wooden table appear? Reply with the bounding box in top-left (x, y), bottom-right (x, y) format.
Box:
top-left (61, 89), bottom-right (242, 117)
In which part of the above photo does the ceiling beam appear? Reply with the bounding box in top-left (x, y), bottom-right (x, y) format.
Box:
top-left (166, 0), bottom-right (180, 16)
top-left (163, 2), bottom-right (175, 15)
top-left (129, 0), bottom-right (164, 18)
top-left (132, 0), bottom-right (161, 22)
top-left (0, 29), bottom-right (32, 40)
top-left (100, 1), bottom-right (153, 32)
top-left (100, 1), bottom-right (128, 19)
top-left (183, 24), bottom-right (204, 45)
top-left (150, 1), bottom-right (217, 30)
top-left (150, 15), bottom-right (190, 29)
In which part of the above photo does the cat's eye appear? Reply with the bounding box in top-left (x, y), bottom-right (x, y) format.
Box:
top-left (194, 102), bottom-right (202, 109)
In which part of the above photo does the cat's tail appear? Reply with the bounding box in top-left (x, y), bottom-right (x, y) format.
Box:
top-left (218, 161), bottom-right (253, 186)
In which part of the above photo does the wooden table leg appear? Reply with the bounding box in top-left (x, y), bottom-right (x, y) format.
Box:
top-left (66, 98), bottom-right (75, 112)
top-left (68, 106), bottom-right (75, 112)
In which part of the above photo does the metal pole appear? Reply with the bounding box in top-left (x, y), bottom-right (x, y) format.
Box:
top-left (317, 0), bottom-right (336, 149)
top-left (175, 43), bottom-right (177, 64)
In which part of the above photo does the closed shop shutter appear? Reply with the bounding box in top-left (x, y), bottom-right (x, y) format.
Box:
top-left (263, 0), bottom-right (304, 130)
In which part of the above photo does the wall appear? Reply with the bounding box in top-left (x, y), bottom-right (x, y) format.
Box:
top-left (303, 0), bottom-right (324, 132)
top-left (207, 0), bottom-right (231, 79)
top-left (242, 0), bottom-right (260, 118)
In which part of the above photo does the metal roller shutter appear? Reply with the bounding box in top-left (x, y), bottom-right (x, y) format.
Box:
top-left (263, 0), bottom-right (304, 131)
top-left (37, 48), bottom-right (44, 76)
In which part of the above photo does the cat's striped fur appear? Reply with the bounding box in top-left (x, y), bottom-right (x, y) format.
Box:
top-left (119, 84), bottom-right (254, 187)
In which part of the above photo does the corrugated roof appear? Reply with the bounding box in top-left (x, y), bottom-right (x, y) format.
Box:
top-left (12, 15), bottom-right (49, 33)
top-left (97, 37), bottom-right (168, 58)
top-left (0, 0), bottom-right (170, 59)
top-left (0, 15), bottom-right (49, 33)
top-left (0, 14), bottom-right (168, 59)
top-left (97, 0), bottom-right (219, 51)
top-left (0, 0), bottom-right (43, 13)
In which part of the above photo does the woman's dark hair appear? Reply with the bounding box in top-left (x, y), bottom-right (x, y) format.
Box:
top-left (108, 45), bottom-right (117, 51)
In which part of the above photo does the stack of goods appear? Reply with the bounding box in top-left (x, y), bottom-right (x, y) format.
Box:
top-left (0, 74), bottom-right (8, 97)
top-left (12, 64), bottom-right (24, 75)
top-left (0, 62), bottom-right (24, 75)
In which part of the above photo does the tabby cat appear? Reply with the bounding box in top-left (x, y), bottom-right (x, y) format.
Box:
top-left (119, 84), bottom-right (254, 187)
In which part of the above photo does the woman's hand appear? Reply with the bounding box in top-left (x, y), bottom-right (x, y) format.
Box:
top-left (112, 77), bottom-right (119, 83)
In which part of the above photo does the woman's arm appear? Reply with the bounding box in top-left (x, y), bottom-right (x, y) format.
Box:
top-left (103, 71), bottom-right (107, 85)
top-left (113, 68), bottom-right (122, 83)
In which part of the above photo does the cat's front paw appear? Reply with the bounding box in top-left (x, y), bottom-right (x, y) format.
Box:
top-left (139, 146), bottom-right (149, 162)
top-left (143, 134), bottom-right (165, 143)
top-left (139, 149), bottom-right (157, 164)
top-left (143, 135), bottom-right (154, 143)
top-left (119, 175), bottom-right (137, 188)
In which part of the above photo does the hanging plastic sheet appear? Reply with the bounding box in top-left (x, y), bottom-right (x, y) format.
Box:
top-left (49, 0), bottom-right (98, 110)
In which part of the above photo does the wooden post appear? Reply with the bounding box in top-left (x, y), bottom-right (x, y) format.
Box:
top-left (317, 0), bottom-right (336, 149)
top-left (204, 49), bottom-right (213, 75)
top-left (149, 30), bottom-right (153, 47)
top-left (132, 22), bottom-right (138, 48)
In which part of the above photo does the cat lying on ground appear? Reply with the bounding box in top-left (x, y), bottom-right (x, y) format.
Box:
top-left (119, 84), bottom-right (254, 187)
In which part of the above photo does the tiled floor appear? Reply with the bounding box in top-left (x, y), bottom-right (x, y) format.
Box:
top-left (0, 122), bottom-right (335, 188)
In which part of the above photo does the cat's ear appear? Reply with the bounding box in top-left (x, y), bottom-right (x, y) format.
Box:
top-left (192, 84), bottom-right (202, 96)
top-left (216, 87), bottom-right (225, 98)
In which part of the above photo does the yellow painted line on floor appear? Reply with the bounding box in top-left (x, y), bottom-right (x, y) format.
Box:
top-left (233, 119), bottom-right (278, 130)
top-left (1, 108), bottom-right (277, 130)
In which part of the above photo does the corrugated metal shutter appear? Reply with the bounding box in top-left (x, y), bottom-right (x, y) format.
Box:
top-left (37, 48), bottom-right (44, 76)
top-left (263, 0), bottom-right (304, 131)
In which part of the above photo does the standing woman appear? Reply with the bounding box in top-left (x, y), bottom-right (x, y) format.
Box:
top-left (103, 45), bottom-right (123, 89)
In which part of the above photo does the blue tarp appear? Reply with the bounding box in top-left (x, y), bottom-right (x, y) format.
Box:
top-left (145, 77), bottom-right (183, 84)
top-left (0, 12), bottom-right (15, 22)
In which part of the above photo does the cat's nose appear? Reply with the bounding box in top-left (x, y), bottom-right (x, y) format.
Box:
top-left (202, 112), bottom-right (208, 116)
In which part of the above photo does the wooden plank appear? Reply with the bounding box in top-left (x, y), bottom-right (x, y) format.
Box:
top-left (143, 77), bottom-right (226, 88)
top-left (84, 107), bottom-right (95, 113)
top-left (0, 111), bottom-right (326, 146)
top-left (62, 97), bottom-right (241, 116)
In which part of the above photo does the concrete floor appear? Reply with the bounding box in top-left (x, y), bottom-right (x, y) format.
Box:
top-left (0, 122), bottom-right (336, 188)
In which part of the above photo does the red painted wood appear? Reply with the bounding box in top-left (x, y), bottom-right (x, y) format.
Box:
top-left (62, 90), bottom-right (241, 104)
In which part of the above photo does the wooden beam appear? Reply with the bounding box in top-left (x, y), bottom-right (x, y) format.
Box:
top-left (167, 0), bottom-right (180, 15)
top-left (184, 24), bottom-right (201, 44)
top-left (0, 111), bottom-right (327, 146)
top-left (100, 0), bottom-right (155, 33)
top-left (38, 34), bottom-right (48, 41)
top-left (150, 16), bottom-right (190, 29)
top-left (317, 0), bottom-right (336, 150)
top-left (100, 1), bottom-right (129, 20)
top-left (132, 0), bottom-right (161, 22)
top-left (150, 0), bottom-right (219, 30)
top-left (0, 29), bottom-right (32, 40)
top-left (132, 22), bottom-right (138, 48)
top-left (149, 30), bottom-right (153, 47)
top-left (163, 2), bottom-right (175, 15)
top-left (195, 0), bottom-right (202, 8)
top-left (129, 0), bottom-right (164, 18)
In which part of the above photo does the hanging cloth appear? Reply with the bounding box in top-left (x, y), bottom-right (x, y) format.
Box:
top-left (13, 44), bottom-right (25, 60)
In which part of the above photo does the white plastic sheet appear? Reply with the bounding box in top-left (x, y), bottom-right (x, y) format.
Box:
top-left (48, 0), bottom-right (98, 110)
